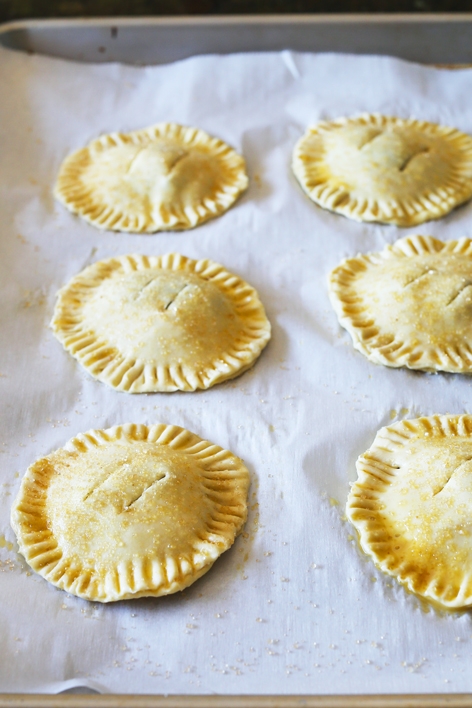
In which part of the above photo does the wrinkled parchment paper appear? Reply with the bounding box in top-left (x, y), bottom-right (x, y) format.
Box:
top-left (2, 45), bottom-right (472, 695)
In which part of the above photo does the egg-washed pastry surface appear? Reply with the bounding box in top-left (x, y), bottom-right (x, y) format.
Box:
top-left (54, 123), bottom-right (248, 232)
top-left (347, 414), bottom-right (472, 609)
top-left (292, 114), bottom-right (472, 226)
top-left (11, 423), bottom-right (249, 602)
top-left (329, 234), bottom-right (472, 374)
top-left (51, 253), bottom-right (271, 393)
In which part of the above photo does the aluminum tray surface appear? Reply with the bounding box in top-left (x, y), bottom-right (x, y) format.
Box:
top-left (1, 14), bottom-right (472, 65)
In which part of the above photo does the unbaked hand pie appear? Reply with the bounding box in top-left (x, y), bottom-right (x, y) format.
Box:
top-left (347, 414), bottom-right (472, 609)
top-left (54, 123), bottom-right (248, 232)
top-left (51, 253), bottom-right (271, 392)
top-left (329, 234), bottom-right (472, 374)
top-left (292, 114), bottom-right (472, 226)
top-left (11, 423), bottom-right (249, 602)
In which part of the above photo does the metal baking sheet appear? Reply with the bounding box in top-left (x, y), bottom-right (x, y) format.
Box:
top-left (1, 14), bottom-right (472, 66)
top-left (2, 15), bottom-right (472, 708)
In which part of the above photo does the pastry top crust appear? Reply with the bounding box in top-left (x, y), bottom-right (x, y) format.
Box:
top-left (51, 252), bottom-right (271, 393)
top-left (347, 415), bottom-right (472, 609)
top-left (54, 123), bottom-right (248, 233)
top-left (11, 423), bottom-right (249, 602)
top-left (329, 234), bottom-right (472, 374)
top-left (292, 114), bottom-right (472, 226)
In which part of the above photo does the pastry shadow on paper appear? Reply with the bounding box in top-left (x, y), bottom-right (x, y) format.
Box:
top-left (107, 533), bottom-right (256, 612)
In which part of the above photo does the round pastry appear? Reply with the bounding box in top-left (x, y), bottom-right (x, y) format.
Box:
top-left (347, 415), bottom-right (472, 609)
top-left (54, 123), bottom-right (248, 232)
top-left (11, 423), bottom-right (250, 602)
top-left (51, 253), bottom-right (271, 392)
top-left (293, 113), bottom-right (472, 226)
top-left (329, 234), bottom-right (472, 374)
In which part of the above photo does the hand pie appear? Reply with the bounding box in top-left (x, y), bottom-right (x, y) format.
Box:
top-left (51, 253), bottom-right (271, 392)
top-left (347, 415), bottom-right (472, 609)
top-left (54, 123), bottom-right (248, 232)
top-left (292, 114), bottom-right (472, 226)
top-left (329, 234), bottom-right (472, 374)
top-left (11, 423), bottom-right (249, 602)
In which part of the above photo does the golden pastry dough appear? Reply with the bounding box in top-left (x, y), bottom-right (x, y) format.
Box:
top-left (347, 414), bottom-right (472, 609)
top-left (329, 234), bottom-right (472, 374)
top-left (54, 123), bottom-right (248, 232)
top-left (292, 114), bottom-right (472, 226)
top-left (51, 253), bottom-right (271, 392)
top-left (11, 423), bottom-right (249, 602)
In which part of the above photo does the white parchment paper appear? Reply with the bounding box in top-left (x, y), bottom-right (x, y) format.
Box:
top-left (2, 45), bottom-right (472, 696)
